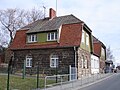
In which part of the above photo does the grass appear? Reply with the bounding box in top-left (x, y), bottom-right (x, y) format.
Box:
top-left (0, 74), bottom-right (55, 90)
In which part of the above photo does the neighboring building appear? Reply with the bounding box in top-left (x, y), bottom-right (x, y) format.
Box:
top-left (91, 54), bottom-right (99, 74)
top-left (9, 8), bottom-right (93, 78)
top-left (105, 60), bottom-right (114, 73)
top-left (93, 36), bottom-right (106, 73)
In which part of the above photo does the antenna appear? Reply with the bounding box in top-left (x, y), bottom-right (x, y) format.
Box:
top-left (43, 6), bottom-right (46, 18)
top-left (56, 0), bottom-right (57, 16)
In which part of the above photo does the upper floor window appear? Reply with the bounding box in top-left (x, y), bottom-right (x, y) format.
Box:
top-left (26, 56), bottom-right (32, 67)
top-left (27, 34), bottom-right (37, 43)
top-left (86, 33), bottom-right (89, 46)
top-left (101, 47), bottom-right (105, 57)
top-left (47, 32), bottom-right (57, 41)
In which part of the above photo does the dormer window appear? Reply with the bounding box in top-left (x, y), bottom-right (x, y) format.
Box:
top-left (27, 34), bottom-right (37, 43)
top-left (47, 32), bottom-right (57, 41)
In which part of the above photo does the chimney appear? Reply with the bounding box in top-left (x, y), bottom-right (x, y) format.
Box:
top-left (49, 8), bottom-right (56, 19)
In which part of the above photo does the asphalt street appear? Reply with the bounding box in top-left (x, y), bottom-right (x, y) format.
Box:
top-left (79, 73), bottom-right (120, 90)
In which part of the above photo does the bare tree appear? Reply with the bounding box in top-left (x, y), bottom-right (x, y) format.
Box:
top-left (0, 8), bottom-right (43, 46)
top-left (106, 46), bottom-right (114, 61)
top-left (25, 7), bottom-right (44, 23)
top-left (0, 8), bottom-right (26, 44)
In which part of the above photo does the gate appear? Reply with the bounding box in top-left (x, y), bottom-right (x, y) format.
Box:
top-left (69, 65), bottom-right (77, 81)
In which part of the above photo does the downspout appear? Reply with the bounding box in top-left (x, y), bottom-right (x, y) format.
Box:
top-left (74, 46), bottom-right (77, 68)
top-left (74, 46), bottom-right (77, 79)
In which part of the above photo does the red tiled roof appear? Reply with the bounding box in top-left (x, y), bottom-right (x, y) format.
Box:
top-left (9, 23), bottom-right (82, 50)
top-left (10, 30), bottom-right (27, 49)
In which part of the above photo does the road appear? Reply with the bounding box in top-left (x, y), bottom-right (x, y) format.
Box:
top-left (79, 73), bottom-right (120, 90)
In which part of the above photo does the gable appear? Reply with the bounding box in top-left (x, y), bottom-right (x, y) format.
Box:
top-left (93, 43), bottom-right (101, 57)
top-left (60, 23), bottom-right (82, 47)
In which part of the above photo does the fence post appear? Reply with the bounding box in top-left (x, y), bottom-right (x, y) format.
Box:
top-left (69, 65), bottom-right (71, 81)
top-left (37, 62), bottom-right (40, 89)
top-left (22, 60), bottom-right (26, 79)
top-left (44, 76), bottom-right (47, 90)
top-left (60, 76), bottom-right (62, 89)
top-left (7, 56), bottom-right (13, 90)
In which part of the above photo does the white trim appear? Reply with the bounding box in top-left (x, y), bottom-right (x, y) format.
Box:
top-left (47, 32), bottom-right (57, 41)
top-left (81, 30), bottom-right (85, 43)
top-left (27, 34), bottom-right (37, 43)
top-left (26, 56), bottom-right (32, 67)
top-left (50, 54), bottom-right (59, 68)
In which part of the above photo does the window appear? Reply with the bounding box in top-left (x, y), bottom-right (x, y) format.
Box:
top-left (81, 30), bottom-right (85, 43)
top-left (91, 58), bottom-right (94, 68)
top-left (86, 33), bottom-right (89, 46)
top-left (27, 34), bottom-right (37, 43)
top-left (47, 32), bottom-right (57, 41)
top-left (85, 59), bottom-right (88, 68)
top-left (50, 54), bottom-right (59, 68)
top-left (81, 55), bottom-right (84, 68)
top-left (26, 56), bottom-right (32, 67)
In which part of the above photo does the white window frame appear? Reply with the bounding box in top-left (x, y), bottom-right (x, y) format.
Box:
top-left (27, 34), bottom-right (37, 43)
top-left (26, 56), bottom-right (32, 67)
top-left (47, 32), bottom-right (57, 41)
top-left (50, 54), bottom-right (59, 68)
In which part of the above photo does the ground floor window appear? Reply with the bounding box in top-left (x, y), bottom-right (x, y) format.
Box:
top-left (81, 55), bottom-right (88, 68)
top-left (26, 56), bottom-right (32, 67)
top-left (50, 54), bottom-right (59, 68)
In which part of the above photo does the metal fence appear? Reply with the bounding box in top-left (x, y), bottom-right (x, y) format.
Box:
top-left (44, 73), bottom-right (113, 90)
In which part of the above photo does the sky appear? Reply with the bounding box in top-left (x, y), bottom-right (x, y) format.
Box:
top-left (0, 0), bottom-right (120, 65)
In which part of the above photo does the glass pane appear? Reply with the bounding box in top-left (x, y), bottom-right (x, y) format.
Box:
top-left (48, 33), bottom-right (50, 40)
top-left (32, 35), bottom-right (34, 41)
top-left (30, 60), bottom-right (32, 66)
top-left (55, 32), bottom-right (57, 40)
top-left (56, 59), bottom-right (58, 67)
top-left (51, 33), bottom-right (54, 40)
top-left (34, 35), bottom-right (37, 41)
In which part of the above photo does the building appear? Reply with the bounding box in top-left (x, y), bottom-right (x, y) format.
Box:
top-left (9, 8), bottom-right (107, 78)
top-left (93, 36), bottom-right (106, 73)
top-left (9, 8), bottom-right (94, 78)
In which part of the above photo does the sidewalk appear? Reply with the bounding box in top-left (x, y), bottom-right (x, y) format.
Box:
top-left (40, 73), bottom-right (114, 90)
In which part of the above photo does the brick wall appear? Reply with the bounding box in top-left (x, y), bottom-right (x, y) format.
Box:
top-left (12, 48), bottom-right (75, 76)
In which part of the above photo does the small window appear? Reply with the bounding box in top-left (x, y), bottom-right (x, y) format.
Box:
top-left (50, 54), bottom-right (59, 68)
top-left (81, 55), bottom-right (84, 68)
top-left (26, 56), bottom-right (32, 67)
top-left (27, 34), bottom-right (37, 43)
top-left (85, 56), bottom-right (88, 68)
top-left (47, 32), bottom-right (57, 41)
